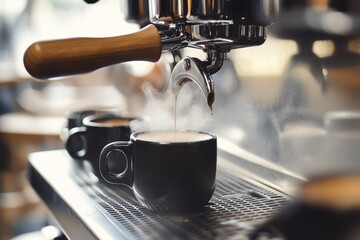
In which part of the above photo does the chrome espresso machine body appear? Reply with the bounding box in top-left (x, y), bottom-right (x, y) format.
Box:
top-left (24, 0), bottom-right (279, 110)
top-left (25, 0), bottom-right (360, 239)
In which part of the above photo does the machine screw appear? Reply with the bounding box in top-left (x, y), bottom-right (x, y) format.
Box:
top-left (184, 58), bottom-right (191, 71)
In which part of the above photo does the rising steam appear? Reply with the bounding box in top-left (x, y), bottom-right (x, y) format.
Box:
top-left (130, 82), bottom-right (213, 133)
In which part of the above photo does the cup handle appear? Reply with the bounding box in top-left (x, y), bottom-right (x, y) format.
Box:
top-left (99, 141), bottom-right (133, 186)
top-left (65, 126), bottom-right (87, 160)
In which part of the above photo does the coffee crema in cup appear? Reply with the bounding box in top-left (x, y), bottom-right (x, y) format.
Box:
top-left (94, 119), bottom-right (132, 127)
top-left (136, 131), bottom-right (213, 143)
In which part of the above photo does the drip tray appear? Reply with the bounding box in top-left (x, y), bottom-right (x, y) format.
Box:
top-left (75, 165), bottom-right (288, 239)
top-left (29, 150), bottom-right (289, 239)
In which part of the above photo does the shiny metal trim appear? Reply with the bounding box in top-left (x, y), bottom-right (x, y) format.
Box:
top-left (120, 0), bottom-right (149, 25)
top-left (160, 23), bottom-right (267, 52)
top-left (149, 0), bottom-right (280, 25)
top-left (188, 24), bottom-right (267, 50)
top-left (152, 0), bottom-right (274, 52)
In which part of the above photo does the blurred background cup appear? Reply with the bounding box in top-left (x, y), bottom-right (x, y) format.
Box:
top-left (279, 122), bottom-right (325, 174)
top-left (250, 174), bottom-right (360, 240)
top-left (65, 112), bottom-right (136, 179)
top-left (60, 109), bottom-right (113, 144)
top-left (99, 130), bottom-right (217, 210)
top-left (322, 111), bottom-right (360, 174)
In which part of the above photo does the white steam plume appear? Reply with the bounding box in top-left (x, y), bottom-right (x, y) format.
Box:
top-left (130, 82), bottom-right (213, 133)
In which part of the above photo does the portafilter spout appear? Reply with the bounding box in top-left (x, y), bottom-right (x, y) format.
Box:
top-left (171, 57), bottom-right (215, 113)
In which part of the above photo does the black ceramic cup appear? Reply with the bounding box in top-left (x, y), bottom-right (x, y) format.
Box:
top-left (60, 109), bottom-right (111, 144)
top-left (99, 130), bottom-right (217, 210)
top-left (65, 113), bottom-right (135, 178)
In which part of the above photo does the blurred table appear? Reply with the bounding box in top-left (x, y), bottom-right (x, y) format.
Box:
top-left (0, 76), bottom-right (32, 88)
top-left (0, 112), bottom-right (65, 171)
top-left (0, 112), bottom-right (64, 136)
top-left (0, 61), bottom-right (32, 88)
top-left (0, 112), bottom-right (65, 239)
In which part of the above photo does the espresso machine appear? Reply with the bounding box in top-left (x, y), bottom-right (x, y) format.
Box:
top-left (24, 0), bottom-right (279, 110)
top-left (25, 0), bottom-right (360, 239)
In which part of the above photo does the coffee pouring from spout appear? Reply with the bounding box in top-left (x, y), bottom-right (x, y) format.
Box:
top-left (170, 57), bottom-right (215, 113)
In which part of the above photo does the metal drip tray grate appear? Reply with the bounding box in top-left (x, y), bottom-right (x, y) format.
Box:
top-left (76, 169), bottom-right (289, 239)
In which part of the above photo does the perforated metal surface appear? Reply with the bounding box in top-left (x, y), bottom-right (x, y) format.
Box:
top-left (76, 169), bottom-right (288, 239)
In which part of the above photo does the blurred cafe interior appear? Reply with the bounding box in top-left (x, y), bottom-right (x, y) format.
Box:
top-left (1, 0), bottom-right (360, 239)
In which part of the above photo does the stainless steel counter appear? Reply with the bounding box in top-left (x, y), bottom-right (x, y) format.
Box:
top-left (28, 150), bottom-right (289, 240)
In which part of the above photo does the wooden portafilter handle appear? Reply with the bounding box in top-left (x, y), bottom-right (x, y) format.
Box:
top-left (23, 25), bottom-right (162, 79)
